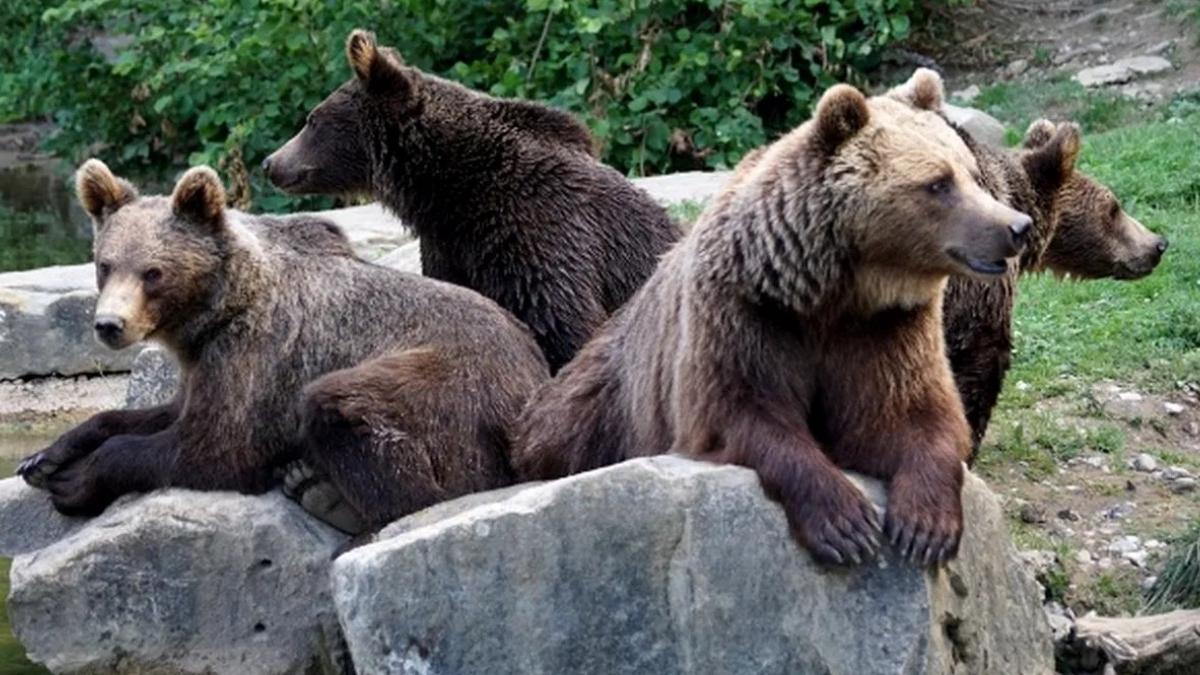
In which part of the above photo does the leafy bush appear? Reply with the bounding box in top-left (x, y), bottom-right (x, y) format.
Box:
top-left (5, 0), bottom-right (956, 209)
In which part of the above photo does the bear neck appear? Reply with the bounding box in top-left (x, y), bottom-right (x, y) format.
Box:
top-left (164, 218), bottom-right (277, 365)
top-left (691, 156), bottom-right (851, 322)
top-left (366, 86), bottom-right (544, 240)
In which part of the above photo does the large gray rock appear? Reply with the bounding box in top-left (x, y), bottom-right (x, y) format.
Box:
top-left (0, 265), bottom-right (139, 379)
top-left (124, 344), bottom-right (180, 409)
top-left (312, 203), bottom-right (410, 260)
top-left (944, 104), bottom-right (1007, 147)
top-left (9, 489), bottom-right (350, 675)
top-left (374, 239), bottom-right (422, 274)
top-left (334, 456), bottom-right (1053, 675)
top-left (0, 477), bottom-right (85, 556)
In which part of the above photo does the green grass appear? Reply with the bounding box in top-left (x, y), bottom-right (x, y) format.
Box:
top-left (968, 77), bottom-right (1146, 143)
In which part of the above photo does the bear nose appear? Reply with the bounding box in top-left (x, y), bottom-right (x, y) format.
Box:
top-left (1156, 237), bottom-right (1169, 255)
top-left (1008, 214), bottom-right (1033, 247)
top-left (94, 315), bottom-right (125, 341)
top-left (261, 156), bottom-right (273, 172)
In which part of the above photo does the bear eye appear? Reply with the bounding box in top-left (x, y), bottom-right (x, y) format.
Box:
top-left (926, 177), bottom-right (953, 196)
top-left (142, 268), bottom-right (163, 284)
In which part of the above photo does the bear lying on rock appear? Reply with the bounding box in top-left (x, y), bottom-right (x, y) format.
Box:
top-left (515, 84), bottom-right (1032, 566)
top-left (18, 160), bottom-right (548, 534)
top-left (265, 29), bottom-right (681, 373)
top-left (887, 69), bottom-right (1168, 458)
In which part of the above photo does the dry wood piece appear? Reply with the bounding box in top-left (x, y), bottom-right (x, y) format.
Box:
top-left (1067, 610), bottom-right (1200, 674)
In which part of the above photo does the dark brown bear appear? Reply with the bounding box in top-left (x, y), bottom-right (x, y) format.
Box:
top-left (18, 160), bottom-right (548, 533)
top-left (514, 84), bottom-right (1033, 566)
top-left (887, 70), bottom-right (1168, 458)
top-left (263, 30), bottom-right (682, 372)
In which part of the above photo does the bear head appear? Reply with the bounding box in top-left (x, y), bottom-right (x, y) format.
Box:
top-left (804, 84), bottom-right (1032, 292)
top-left (1022, 119), bottom-right (1169, 279)
top-left (263, 29), bottom-right (595, 197)
top-left (78, 159), bottom-right (237, 350)
top-left (887, 69), bottom-right (1166, 280)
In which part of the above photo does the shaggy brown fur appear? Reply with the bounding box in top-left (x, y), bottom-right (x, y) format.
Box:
top-left (18, 161), bottom-right (548, 531)
top-left (264, 30), bottom-right (681, 372)
top-left (889, 70), bottom-right (1167, 458)
top-left (515, 85), bottom-right (1033, 567)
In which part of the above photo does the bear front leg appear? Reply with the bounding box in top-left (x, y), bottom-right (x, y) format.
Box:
top-left (45, 426), bottom-right (177, 517)
top-left (721, 411), bottom-right (882, 566)
top-left (884, 444), bottom-right (965, 567)
top-left (18, 402), bottom-right (179, 489)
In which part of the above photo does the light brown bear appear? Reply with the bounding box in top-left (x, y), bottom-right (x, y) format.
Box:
top-left (514, 84), bottom-right (1032, 566)
top-left (18, 161), bottom-right (548, 535)
top-left (887, 69), bottom-right (1168, 457)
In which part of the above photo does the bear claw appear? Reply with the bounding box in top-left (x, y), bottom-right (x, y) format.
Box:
top-left (16, 452), bottom-right (60, 489)
top-left (884, 513), bottom-right (960, 567)
top-left (280, 460), bottom-right (366, 535)
top-left (792, 486), bottom-right (882, 567)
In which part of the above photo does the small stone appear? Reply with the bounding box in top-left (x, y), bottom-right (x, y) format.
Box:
top-left (1102, 502), bottom-right (1135, 520)
top-left (1018, 550), bottom-right (1058, 578)
top-left (1124, 550), bottom-right (1149, 567)
top-left (1141, 576), bottom-right (1158, 591)
top-left (1147, 40), bottom-right (1173, 56)
top-left (1057, 508), bottom-right (1081, 522)
top-left (1185, 422), bottom-right (1200, 437)
top-left (1108, 535), bottom-right (1142, 554)
top-left (1016, 381), bottom-right (1031, 392)
top-left (1005, 59), bottom-right (1029, 79)
top-left (1020, 503), bottom-right (1048, 524)
top-left (1079, 455), bottom-right (1108, 470)
top-left (1146, 539), bottom-right (1165, 549)
top-left (1075, 550), bottom-right (1094, 565)
top-left (1131, 453), bottom-right (1159, 473)
top-left (951, 84), bottom-right (980, 104)
top-left (1118, 391), bottom-right (1144, 402)
top-left (1171, 477), bottom-right (1197, 494)
top-left (1126, 480), bottom-right (1137, 493)
top-left (1163, 466), bottom-right (1195, 481)
top-left (1164, 402), bottom-right (1185, 416)
top-left (1120, 55), bottom-right (1172, 75)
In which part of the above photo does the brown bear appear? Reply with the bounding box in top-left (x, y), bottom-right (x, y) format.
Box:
top-left (263, 29), bottom-right (682, 373)
top-left (887, 69), bottom-right (1168, 458)
top-left (513, 84), bottom-right (1033, 566)
top-left (17, 160), bottom-right (548, 534)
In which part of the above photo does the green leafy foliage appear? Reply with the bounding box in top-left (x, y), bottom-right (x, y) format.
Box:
top-left (2, 0), bottom-right (953, 209)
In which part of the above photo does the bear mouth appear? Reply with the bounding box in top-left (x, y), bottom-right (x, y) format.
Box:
top-left (948, 249), bottom-right (1008, 276)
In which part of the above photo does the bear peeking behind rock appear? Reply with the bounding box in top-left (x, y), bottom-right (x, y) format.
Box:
top-left (886, 69), bottom-right (1168, 459)
top-left (263, 29), bottom-right (682, 373)
top-left (17, 160), bottom-right (548, 534)
top-left (514, 84), bottom-right (1033, 567)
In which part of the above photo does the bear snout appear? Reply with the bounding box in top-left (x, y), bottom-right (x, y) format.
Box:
top-left (94, 314), bottom-right (126, 347)
top-left (1009, 214), bottom-right (1033, 249)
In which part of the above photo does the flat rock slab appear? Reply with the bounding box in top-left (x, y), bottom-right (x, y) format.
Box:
top-left (312, 203), bottom-right (411, 260)
top-left (0, 272), bottom-right (139, 379)
top-left (944, 104), bottom-right (1007, 147)
top-left (1076, 56), bottom-right (1173, 87)
top-left (8, 489), bottom-right (350, 675)
top-left (633, 171), bottom-right (730, 206)
top-left (334, 456), bottom-right (1054, 675)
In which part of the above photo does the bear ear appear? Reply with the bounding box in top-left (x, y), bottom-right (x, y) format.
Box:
top-left (76, 159), bottom-right (137, 223)
top-left (1022, 119), bottom-right (1058, 149)
top-left (888, 68), bottom-right (945, 111)
top-left (346, 29), bottom-right (413, 97)
top-left (1023, 123), bottom-right (1082, 194)
top-left (810, 84), bottom-right (870, 156)
top-left (171, 166), bottom-right (226, 228)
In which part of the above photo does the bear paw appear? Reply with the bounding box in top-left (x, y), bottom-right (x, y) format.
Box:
top-left (282, 461), bottom-right (367, 535)
top-left (17, 451), bottom-right (61, 489)
top-left (884, 478), bottom-right (963, 567)
top-left (788, 479), bottom-right (883, 566)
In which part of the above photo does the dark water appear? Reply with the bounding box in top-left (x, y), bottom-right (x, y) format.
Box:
top-left (0, 153), bottom-right (92, 273)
